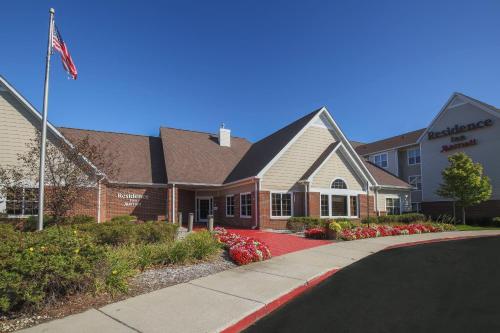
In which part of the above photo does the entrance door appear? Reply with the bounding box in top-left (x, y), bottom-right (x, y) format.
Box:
top-left (196, 197), bottom-right (213, 222)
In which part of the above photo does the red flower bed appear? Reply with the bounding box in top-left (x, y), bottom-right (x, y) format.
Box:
top-left (339, 223), bottom-right (445, 241)
top-left (304, 227), bottom-right (327, 239)
top-left (214, 227), bottom-right (272, 265)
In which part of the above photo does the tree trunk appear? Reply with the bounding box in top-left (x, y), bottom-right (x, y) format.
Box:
top-left (462, 206), bottom-right (466, 225)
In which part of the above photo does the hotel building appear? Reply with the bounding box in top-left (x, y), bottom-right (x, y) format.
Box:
top-left (0, 75), bottom-right (498, 227)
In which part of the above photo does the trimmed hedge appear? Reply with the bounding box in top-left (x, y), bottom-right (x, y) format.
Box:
top-left (287, 217), bottom-right (356, 232)
top-left (361, 213), bottom-right (426, 224)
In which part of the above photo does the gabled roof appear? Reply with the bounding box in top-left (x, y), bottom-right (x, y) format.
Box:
top-left (362, 160), bottom-right (411, 189)
top-left (59, 128), bottom-right (167, 184)
top-left (300, 142), bottom-right (341, 181)
top-left (355, 128), bottom-right (425, 156)
top-left (0, 75), bottom-right (102, 178)
top-left (160, 127), bottom-right (252, 185)
top-left (417, 92), bottom-right (500, 143)
top-left (224, 108), bottom-right (323, 183)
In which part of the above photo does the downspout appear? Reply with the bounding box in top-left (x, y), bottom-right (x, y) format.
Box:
top-left (253, 179), bottom-right (260, 229)
top-left (374, 187), bottom-right (379, 216)
top-left (366, 182), bottom-right (370, 221)
top-left (304, 182), bottom-right (309, 216)
top-left (172, 184), bottom-right (176, 224)
top-left (97, 177), bottom-right (102, 223)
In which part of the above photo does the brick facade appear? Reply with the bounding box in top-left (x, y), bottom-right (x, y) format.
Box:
top-left (422, 200), bottom-right (500, 222)
top-left (359, 194), bottom-right (377, 219)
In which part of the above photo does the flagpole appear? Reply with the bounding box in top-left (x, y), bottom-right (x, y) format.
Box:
top-left (37, 8), bottom-right (55, 231)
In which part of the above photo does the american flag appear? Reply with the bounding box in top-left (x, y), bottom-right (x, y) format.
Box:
top-left (52, 25), bottom-right (78, 80)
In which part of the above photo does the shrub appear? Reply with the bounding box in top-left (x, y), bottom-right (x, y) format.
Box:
top-left (304, 227), bottom-right (327, 239)
top-left (23, 215), bottom-right (57, 231)
top-left (76, 221), bottom-right (178, 246)
top-left (335, 220), bottom-right (354, 230)
top-left (184, 231), bottom-right (221, 260)
top-left (493, 217), bottom-right (500, 228)
top-left (0, 226), bottom-right (106, 313)
top-left (69, 215), bottom-right (95, 225)
top-left (328, 222), bottom-right (342, 233)
top-left (110, 215), bottom-right (137, 223)
top-left (287, 217), bottom-right (327, 232)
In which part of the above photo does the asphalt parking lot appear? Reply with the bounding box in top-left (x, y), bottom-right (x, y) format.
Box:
top-left (244, 236), bottom-right (500, 333)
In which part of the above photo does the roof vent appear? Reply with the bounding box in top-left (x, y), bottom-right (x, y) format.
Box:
top-left (219, 123), bottom-right (231, 147)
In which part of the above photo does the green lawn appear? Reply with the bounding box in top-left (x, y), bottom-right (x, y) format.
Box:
top-left (455, 224), bottom-right (500, 231)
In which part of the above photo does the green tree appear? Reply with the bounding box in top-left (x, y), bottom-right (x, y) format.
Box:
top-left (437, 152), bottom-right (492, 224)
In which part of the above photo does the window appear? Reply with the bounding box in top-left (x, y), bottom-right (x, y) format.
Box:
top-left (386, 198), bottom-right (401, 215)
top-left (408, 175), bottom-right (422, 190)
top-left (271, 193), bottom-right (292, 217)
top-left (408, 148), bottom-right (421, 165)
top-left (373, 153), bottom-right (388, 168)
top-left (240, 193), bottom-right (252, 217)
top-left (411, 202), bottom-right (421, 213)
top-left (331, 195), bottom-right (348, 216)
top-left (225, 195), bottom-right (234, 217)
top-left (350, 196), bottom-right (358, 217)
top-left (331, 179), bottom-right (347, 189)
top-left (320, 194), bottom-right (329, 217)
top-left (6, 187), bottom-right (38, 216)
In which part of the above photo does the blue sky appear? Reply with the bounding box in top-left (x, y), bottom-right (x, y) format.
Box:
top-left (2, 0), bottom-right (500, 143)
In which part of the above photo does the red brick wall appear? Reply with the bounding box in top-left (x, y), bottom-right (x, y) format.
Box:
top-left (215, 189), bottom-right (255, 228)
top-left (308, 192), bottom-right (320, 218)
top-left (176, 189), bottom-right (195, 225)
top-left (359, 194), bottom-right (376, 219)
top-left (422, 200), bottom-right (500, 221)
top-left (105, 185), bottom-right (167, 221)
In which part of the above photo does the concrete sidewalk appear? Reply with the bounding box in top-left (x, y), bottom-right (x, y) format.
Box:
top-left (18, 230), bottom-right (500, 333)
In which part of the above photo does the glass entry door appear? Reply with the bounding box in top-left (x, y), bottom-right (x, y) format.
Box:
top-left (196, 197), bottom-right (213, 222)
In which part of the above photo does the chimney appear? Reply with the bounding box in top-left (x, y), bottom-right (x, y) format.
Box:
top-left (218, 123), bottom-right (231, 147)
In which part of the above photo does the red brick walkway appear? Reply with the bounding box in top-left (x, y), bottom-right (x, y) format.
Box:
top-left (227, 228), bottom-right (331, 257)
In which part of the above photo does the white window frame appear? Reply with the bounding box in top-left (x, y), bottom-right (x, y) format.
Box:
top-left (373, 153), bottom-right (388, 168)
top-left (225, 195), bottom-right (235, 217)
top-left (240, 192), bottom-right (252, 218)
top-left (5, 186), bottom-right (39, 217)
top-left (270, 192), bottom-right (293, 218)
top-left (318, 192), bottom-right (359, 218)
top-left (331, 178), bottom-right (348, 189)
top-left (385, 197), bottom-right (401, 215)
top-left (407, 148), bottom-right (421, 165)
top-left (408, 175), bottom-right (422, 191)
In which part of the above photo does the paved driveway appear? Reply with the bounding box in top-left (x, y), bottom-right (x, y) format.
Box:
top-left (243, 236), bottom-right (500, 333)
top-left (228, 228), bottom-right (331, 256)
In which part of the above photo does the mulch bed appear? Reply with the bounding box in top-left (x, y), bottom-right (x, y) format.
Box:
top-left (0, 251), bottom-right (236, 333)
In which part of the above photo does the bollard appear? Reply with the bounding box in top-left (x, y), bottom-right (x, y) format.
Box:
top-left (208, 215), bottom-right (214, 232)
top-left (188, 213), bottom-right (194, 232)
top-left (177, 212), bottom-right (183, 228)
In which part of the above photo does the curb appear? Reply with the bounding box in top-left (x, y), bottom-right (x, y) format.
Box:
top-left (383, 234), bottom-right (500, 250)
top-left (220, 268), bottom-right (339, 333)
top-left (221, 233), bottom-right (500, 333)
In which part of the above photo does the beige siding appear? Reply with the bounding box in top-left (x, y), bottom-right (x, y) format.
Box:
top-left (312, 149), bottom-right (363, 190)
top-left (0, 91), bottom-right (42, 168)
top-left (261, 126), bottom-right (337, 191)
top-left (376, 189), bottom-right (410, 212)
top-left (368, 149), bottom-right (398, 176)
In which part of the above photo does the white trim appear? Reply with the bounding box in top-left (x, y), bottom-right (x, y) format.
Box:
top-left (311, 188), bottom-right (364, 196)
top-left (269, 191), bottom-right (293, 219)
top-left (256, 110), bottom-right (323, 178)
top-left (225, 194), bottom-right (235, 217)
top-left (330, 177), bottom-right (348, 189)
top-left (305, 142), bottom-right (342, 181)
top-left (196, 196), bottom-right (213, 222)
top-left (372, 152), bottom-right (388, 169)
top-left (319, 192), bottom-right (359, 218)
top-left (97, 178), bottom-right (102, 223)
top-left (240, 192), bottom-right (252, 218)
top-left (407, 147), bottom-right (421, 166)
top-left (417, 92), bottom-right (500, 143)
top-left (408, 175), bottom-right (422, 191)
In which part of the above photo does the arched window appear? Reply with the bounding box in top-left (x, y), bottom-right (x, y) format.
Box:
top-left (331, 179), bottom-right (347, 189)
